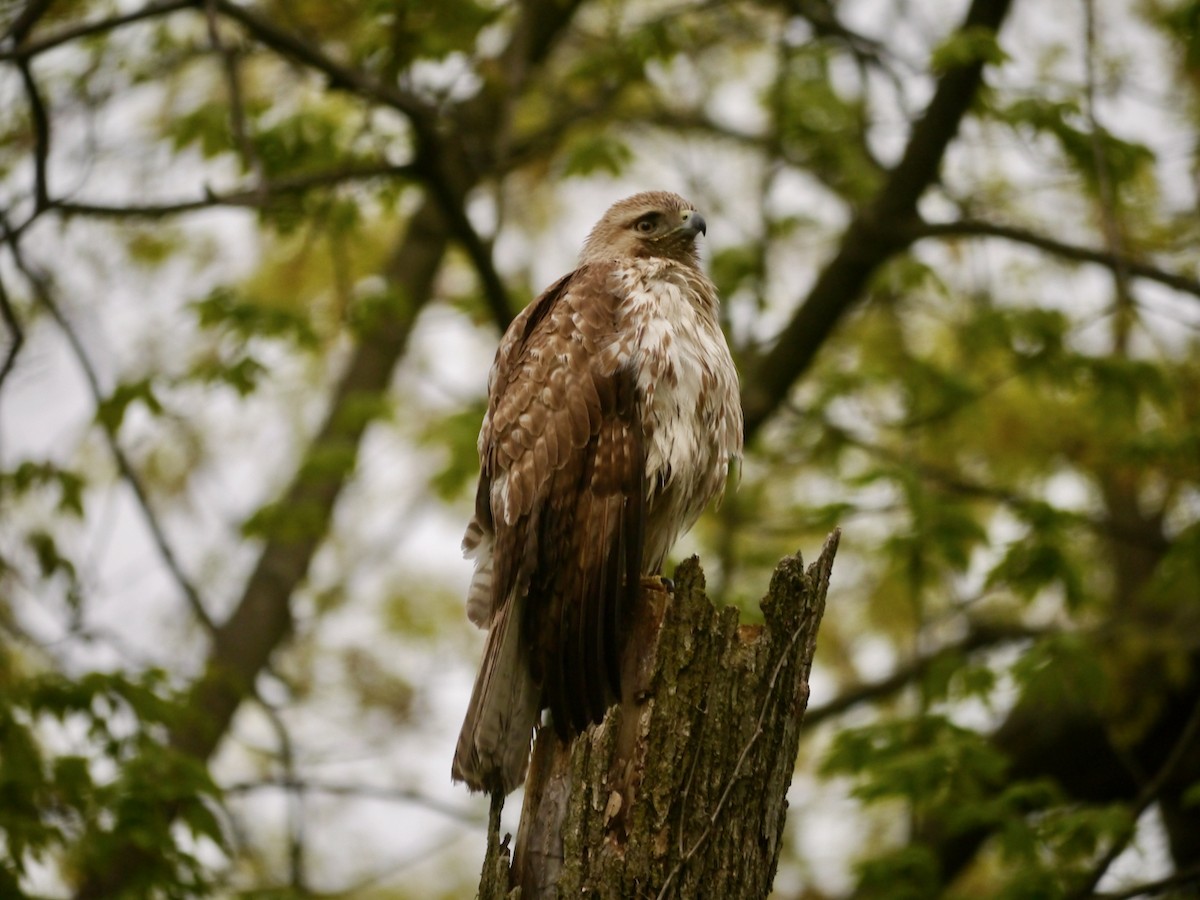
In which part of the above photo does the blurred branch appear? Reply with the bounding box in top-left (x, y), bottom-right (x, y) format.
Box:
top-left (1, 0), bottom-right (193, 60)
top-left (741, 0), bottom-right (1015, 439)
top-left (166, 195), bottom-right (447, 763)
top-left (204, 0), bottom-right (265, 189)
top-left (824, 419), bottom-right (1171, 554)
top-left (1095, 863), bottom-right (1200, 900)
top-left (210, 0), bottom-right (428, 119)
top-left (17, 57), bottom-right (50, 213)
top-left (1, 0), bottom-right (56, 46)
top-left (50, 161), bottom-right (418, 221)
top-left (224, 777), bottom-right (485, 826)
top-left (1082, 0), bottom-right (1135, 354)
top-left (255, 690), bottom-right (307, 892)
top-left (910, 218), bottom-right (1200, 300)
top-left (209, 0), bottom-right (514, 331)
top-left (803, 621), bottom-right (1043, 728)
top-left (0, 268), bottom-right (22, 391)
top-left (1070, 696), bottom-right (1200, 898)
top-left (1, 218), bottom-right (216, 633)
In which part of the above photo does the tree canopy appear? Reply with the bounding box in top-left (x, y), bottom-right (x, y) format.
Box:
top-left (1, 0), bottom-right (1199, 897)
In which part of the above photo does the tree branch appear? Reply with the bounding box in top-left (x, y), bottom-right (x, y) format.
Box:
top-left (209, 0), bottom-right (428, 120)
top-left (1070, 695), bottom-right (1200, 898)
top-left (909, 218), bottom-right (1200, 301)
top-left (224, 778), bottom-right (485, 826)
top-left (0, 268), bottom-right (23, 392)
top-left (1, 0), bottom-right (57, 47)
top-left (0, 0), bottom-right (195, 61)
top-left (803, 621), bottom-right (1043, 728)
top-left (166, 196), bottom-right (447, 764)
top-left (204, 0), bottom-right (264, 187)
top-left (50, 161), bottom-right (418, 220)
top-left (1095, 862), bottom-right (1200, 900)
top-left (17, 56), bottom-right (51, 214)
top-left (208, 0), bottom-right (515, 331)
top-left (741, 0), bottom-right (1014, 440)
top-left (1, 221), bottom-right (216, 632)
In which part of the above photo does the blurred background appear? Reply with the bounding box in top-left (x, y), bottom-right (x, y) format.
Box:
top-left (1, 0), bottom-right (1199, 896)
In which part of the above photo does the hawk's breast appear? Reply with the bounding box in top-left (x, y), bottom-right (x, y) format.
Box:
top-left (607, 259), bottom-right (743, 571)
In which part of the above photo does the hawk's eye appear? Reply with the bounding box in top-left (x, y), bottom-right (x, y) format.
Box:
top-left (634, 216), bottom-right (657, 234)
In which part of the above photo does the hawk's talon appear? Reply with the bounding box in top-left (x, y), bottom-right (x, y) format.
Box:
top-left (639, 574), bottom-right (674, 594)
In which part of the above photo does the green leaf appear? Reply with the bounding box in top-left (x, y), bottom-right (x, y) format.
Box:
top-left (930, 26), bottom-right (1009, 72)
top-left (95, 379), bottom-right (163, 433)
top-left (560, 133), bottom-right (633, 178)
top-left (191, 287), bottom-right (319, 348)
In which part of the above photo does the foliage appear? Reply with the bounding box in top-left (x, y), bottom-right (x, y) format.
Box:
top-left (0, 659), bottom-right (225, 898)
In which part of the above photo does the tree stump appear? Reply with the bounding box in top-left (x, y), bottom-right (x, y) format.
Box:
top-left (478, 530), bottom-right (839, 899)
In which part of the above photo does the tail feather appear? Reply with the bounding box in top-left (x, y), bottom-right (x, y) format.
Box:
top-left (451, 594), bottom-right (539, 794)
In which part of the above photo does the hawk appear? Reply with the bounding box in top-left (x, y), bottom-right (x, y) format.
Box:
top-left (451, 191), bottom-right (743, 794)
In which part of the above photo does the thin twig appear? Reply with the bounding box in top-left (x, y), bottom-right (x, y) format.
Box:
top-left (210, 0), bottom-right (427, 119)
top-left (1, 0), bottom-right (193, 61)
top-left (1095, 862), bottom-right (1200, 900)
top-left (825, 420), bottom-right (1171, 555)
top-left (17, 57), bottom-right (51, 213)
top-left (208, 0), bottom-right (515, 330)
top-left (0, 268), bottom-right (23, 392)
top-left (46, 162), bottom-right (417, 220)
top-left (1082, 0), bottom-right (1135, 353)
top-left (909, 218), bottom-right (1200, 301)
top-left (204, 0), bottom-right (265, 190)
top-left (1, 222), bottom-right (216, 632)
top-left (1070, 695), bottom-right (1200, 898)
top-left (223, 777), bottom-right (486, 826)
top-left (803, 622), bottom-right (1045, 728)
top-left (254, 689), bottom-right (307, 892)
top-left (1, 0), bottom-right (56, 47)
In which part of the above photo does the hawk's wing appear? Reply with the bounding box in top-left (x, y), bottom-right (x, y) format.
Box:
top-left (467, 261), bottom-right (645, 737)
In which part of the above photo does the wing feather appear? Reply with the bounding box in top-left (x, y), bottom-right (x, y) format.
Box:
top-left (455, 261), bottom-right (647, 790)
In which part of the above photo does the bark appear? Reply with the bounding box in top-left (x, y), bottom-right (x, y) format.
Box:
top-left (479, 531), bottom-right (840, 900)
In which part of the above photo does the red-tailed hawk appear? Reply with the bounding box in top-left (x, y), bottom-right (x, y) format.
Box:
top-left (452, 191), bottom-right (743, 794)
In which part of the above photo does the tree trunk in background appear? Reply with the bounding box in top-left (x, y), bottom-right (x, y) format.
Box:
top-left (478, 531), bottom-right (839, 899)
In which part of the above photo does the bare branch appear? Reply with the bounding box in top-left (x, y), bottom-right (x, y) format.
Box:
top-left (204, 0), bottom-right (265, 188)
top-left (0, 0), bottom-right (195, 62)
top-left (1070, 696), bottom-right (1200, 898)
top-left (1095, 863), bottom-right (1200, 900)
top-left (803, 622), bottom-right (1044, 728)
top-left (209, 0), bottom-right (428, 120)
top-left (17, 57), bottom-right (51, 213)
top-left (1082, 0), bottom-right (1135, 354)
top-left (1, 220), bottom-right (216, 632)
top-left (909, 218), bottom-right (1200, 301)
top-left (224, 777), bottom-right (485, 826)
top-left (1, 0), bottom-right (57, 47)
top-left (0, 268), bottom-right (23, 392)
top-left (254, 689), bottom-right (307, 892)
top-left (207, 0), bottom-right (514, 331)
top-left (51, 161), bottom-right (418, 220)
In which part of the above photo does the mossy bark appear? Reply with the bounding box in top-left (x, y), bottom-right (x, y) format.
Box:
top-left (479, 530), bottom-right (839, 900)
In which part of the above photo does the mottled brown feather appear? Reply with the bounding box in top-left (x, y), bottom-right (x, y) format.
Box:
top-left (453, 191), bottom-right (743, 794)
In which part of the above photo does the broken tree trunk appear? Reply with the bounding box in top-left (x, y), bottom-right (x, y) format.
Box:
top-left (478, 530), bottom-right (839, 899)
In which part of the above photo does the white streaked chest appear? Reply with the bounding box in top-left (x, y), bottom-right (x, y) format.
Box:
top-left (604, 260), bottom-right (742, 512)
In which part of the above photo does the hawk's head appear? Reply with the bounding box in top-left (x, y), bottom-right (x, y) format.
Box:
top-left (580, 191), bottom-right (706, 267)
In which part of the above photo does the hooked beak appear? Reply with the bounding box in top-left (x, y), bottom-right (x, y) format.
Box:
top-left (680, 209), bottom-right (707, 237)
